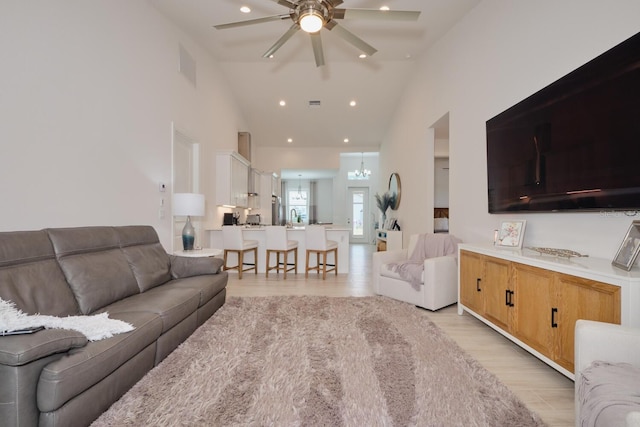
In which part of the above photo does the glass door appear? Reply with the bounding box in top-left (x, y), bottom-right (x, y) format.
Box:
top-left (347, 187), bottom-right (369, 244)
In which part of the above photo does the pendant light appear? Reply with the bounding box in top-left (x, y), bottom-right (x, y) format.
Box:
top-left (354, 153), bottom-right (371, 177)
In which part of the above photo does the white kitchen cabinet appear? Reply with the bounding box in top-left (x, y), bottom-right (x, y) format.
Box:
top-left (248, 168), bottom-right (261, 209)
top-left (215, 151), bottom-right (249, 208)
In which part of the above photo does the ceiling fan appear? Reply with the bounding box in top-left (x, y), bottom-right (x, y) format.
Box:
top-left (213, 0), bottom-right (421, 67)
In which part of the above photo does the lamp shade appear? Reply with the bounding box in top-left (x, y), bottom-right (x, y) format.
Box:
top-left (173, 193), bottom-right (205, 217)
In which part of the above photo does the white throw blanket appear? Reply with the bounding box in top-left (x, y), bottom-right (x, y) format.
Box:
top-left (0, 298), bottom-right (134, 341)
top-left (388, 233), bottom-right (461, 290)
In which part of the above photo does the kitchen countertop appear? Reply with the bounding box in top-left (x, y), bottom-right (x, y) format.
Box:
top-left (206, 226), bottom-right (351, 274)
top-left (206, 225), bottom-right (350, 231)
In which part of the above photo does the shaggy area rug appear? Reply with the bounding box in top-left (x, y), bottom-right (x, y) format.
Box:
top-left (92, 296), bottom-right (545, 426)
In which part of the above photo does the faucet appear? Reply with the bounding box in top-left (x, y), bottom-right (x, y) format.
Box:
top-left (289, 208), bottom-right (297, 226)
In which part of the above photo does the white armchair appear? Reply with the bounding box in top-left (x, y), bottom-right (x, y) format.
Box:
top-left (575, 320), bottom-right (640, 427)
top-left (372, 233), bottom-right (459, 311)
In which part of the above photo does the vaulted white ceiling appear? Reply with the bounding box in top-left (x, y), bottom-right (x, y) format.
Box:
top-left (149, 0), bottom-right (479, 148)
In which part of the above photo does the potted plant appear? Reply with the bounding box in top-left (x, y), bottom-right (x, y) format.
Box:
top-left (375, 192), bottom-right (393, 228)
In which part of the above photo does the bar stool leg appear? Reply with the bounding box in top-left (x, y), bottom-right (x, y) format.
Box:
top-left (322, 252), bottom-right (327, 279)
top-left (253, 248), bottom-right (258, 275)
top-left (283, 250), bottom-right (288, 279)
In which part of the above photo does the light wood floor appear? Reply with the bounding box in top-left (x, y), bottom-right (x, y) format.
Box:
top-left (226, 243), bottom-right (575, 426)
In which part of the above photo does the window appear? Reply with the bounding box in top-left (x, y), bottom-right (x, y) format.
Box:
top-left (287, 190), bottom-right (308, 223)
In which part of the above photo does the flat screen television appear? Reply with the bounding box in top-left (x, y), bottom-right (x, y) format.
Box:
top-left (486, 31), bottom-right (640, 213)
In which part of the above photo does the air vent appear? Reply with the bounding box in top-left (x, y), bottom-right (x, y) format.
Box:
top-left (308, 100), bottom-right (321, 108)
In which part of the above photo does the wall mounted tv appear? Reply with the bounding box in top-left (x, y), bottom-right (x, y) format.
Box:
top-left (486, 31), bottom-right (640, 213)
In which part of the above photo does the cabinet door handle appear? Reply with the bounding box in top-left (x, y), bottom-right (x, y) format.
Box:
top-left (509, 290), bottom-right (515, 307)
top-left (505, 289), bottom-right (510, 306)
top-left (476, 278), bottom-right (482, 292)
top-left (551, 308), bottom-right (558, 328)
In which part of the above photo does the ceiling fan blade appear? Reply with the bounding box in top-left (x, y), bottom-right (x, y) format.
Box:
top-left (326, 0), bottom-right (344, 6)
top-left (326, 21), bottom-right (377, 57)
top-left (333, 9), bottom-right (421, 21)
top-left (262, 24), bottom-right (300, 58)
top-left (310, 32), bottom-right (325, 67)
top-left (214, 14), bottom-right (290, 30)
top-left (271, 0), bottom-right (297, 8)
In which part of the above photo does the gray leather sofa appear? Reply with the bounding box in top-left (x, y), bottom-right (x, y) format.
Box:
top-left (0, 225), bottom-right (228, 427)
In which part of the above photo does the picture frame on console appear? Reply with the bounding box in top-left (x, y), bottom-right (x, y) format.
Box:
top-left (495, 220), bottom-right (526, 249)
top-left (612, 220), bottom-right (640, 271)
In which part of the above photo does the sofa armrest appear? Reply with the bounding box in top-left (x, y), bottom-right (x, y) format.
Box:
top-left (423, 255), bottom-right (457, 286)
top-left (575, 320), bottom-right (640, 375)
top-left (0, 329), bottom-right (87, 366)
top-left (372, 249), bottom-right (408, 293)
top-left (169, 255), bottom-right (224, 279)
top-left (574, 320), bottom-right (640, 425)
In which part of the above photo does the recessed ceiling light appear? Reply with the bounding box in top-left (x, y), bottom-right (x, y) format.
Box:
top-left (279, 100), bottom-right (286, 106)
top-left (287, 138), bottom-right (293, 143)
top-left (349, 100), bottom-right (357, 107)
top-left (240, 6), bottom-right (251, 13)
top-left (359, 53), bottom-right (367, 59)
top-left (344, 138), bottom-right (349, 143)
top-left (380, 6), bottom-right (390, 11)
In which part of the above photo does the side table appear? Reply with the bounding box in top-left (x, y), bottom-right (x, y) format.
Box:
top-left (174, 248), bottom-right (222, 257)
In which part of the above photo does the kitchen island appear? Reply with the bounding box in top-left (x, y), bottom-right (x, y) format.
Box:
top-left (207, 226), bottom-right (350, 274)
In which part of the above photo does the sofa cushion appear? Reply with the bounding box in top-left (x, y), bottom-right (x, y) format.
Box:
top-left (121, 244), bottom-right (172, 292)
top-left (47, 227), bottom-right (140, 314)
top-left (168, 272), bottom-right (228, 306)
top-left (116, 226), bottom-right (172, 292)
top-left (37, 311), bottom-right (162, 413)
top-left (380, 263), bottom-right (424, 284)
top-left (0, 230), bottom-right (79, 316)
top-left (578, 361), bottom-right (640, 427)
top-left (98, 286), bottom-right (201, 333)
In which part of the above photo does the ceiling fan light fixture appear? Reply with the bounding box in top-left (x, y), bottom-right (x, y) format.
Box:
top-left (299, 11), bottom-right (324, 33)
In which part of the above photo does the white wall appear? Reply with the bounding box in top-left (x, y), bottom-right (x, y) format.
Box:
top-left (314, 179), bottom-right (334, 223)
top-left (380, 0), bottom-right (640, 259)
top-left (253, 145), bottom-right (379, 172)
top-left (0, 1), bottom-right (246, 250)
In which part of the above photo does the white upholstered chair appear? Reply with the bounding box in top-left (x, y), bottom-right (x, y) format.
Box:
top-left (222, 226), bottom-right (258, 279)
top-left (372, 233), bottom-right (460, 311)
top-left (305, 225), bottom-right (338, 279)
top-left (265, 226), bottom-right (298, 279)
top-left (575, 320), bottom-right (640, 427)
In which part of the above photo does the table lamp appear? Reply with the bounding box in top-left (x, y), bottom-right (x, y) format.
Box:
top-left (173, 193), bottom-right (205, 250)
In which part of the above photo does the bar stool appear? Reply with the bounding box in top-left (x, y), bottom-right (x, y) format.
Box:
top-left (305, 225), bottom-right (338, 279)
top-left (222, 226), bottom-right (258, 279)
top-left (265, 226), bottom-right (298, 279)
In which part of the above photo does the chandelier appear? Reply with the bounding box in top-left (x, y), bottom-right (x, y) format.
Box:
top-left (353, 153), bottom-right (371, 177)
top-left (293, 174), bottom-right (307, 200)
